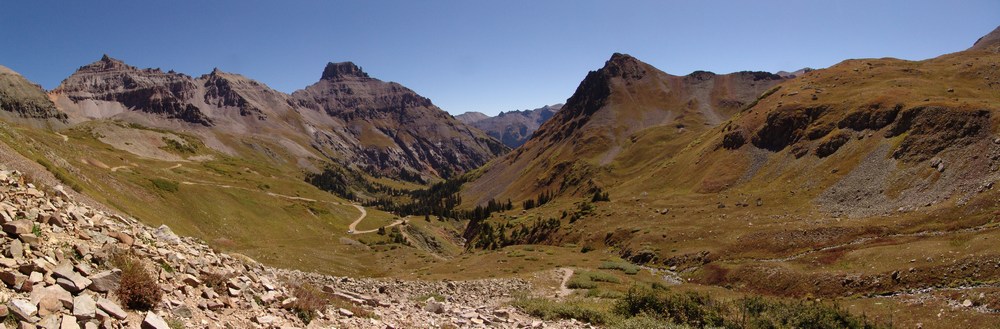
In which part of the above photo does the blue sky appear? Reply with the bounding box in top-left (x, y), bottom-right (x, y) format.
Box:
top-left (1, 1), bottom-right (997, 116)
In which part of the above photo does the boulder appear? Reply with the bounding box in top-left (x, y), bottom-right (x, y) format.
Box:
top-left (60, 315), bottom-right (80, 329)
top-left (72, 295), bottom-right (96, 320)
top-left (30, 285), bottom-right (72, 312)
top-left (7, 298), bottom-right (37, 321)
top-left (154, 225), bottom-right (180, 244)
top-left (423, 300), bottom-right (445, 314)
top-left (141, 312), bottom-right (169, 329)
top-left (87, 270), bottom-right (120, 293)
top-left (7, 239), bottom-right (22, 259)
top-left (2, 220), bottom-right (32, 236)
top-left (52, 262), bottom-right (92, 292)
top-left (96, 298), bottom-right (126, 320)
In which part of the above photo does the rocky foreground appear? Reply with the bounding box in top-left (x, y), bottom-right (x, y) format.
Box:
top-left (0, 168), bottom-right (588, 328)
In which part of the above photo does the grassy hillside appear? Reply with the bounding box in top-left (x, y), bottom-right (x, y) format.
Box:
top-left (0, 120), bottom-right (422, 275)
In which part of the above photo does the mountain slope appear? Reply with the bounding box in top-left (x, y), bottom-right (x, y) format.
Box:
top-left (450, 28), bottom-right (1000, 326)
top-left (463, 53), bottom-right (785, 205)
top-left (459, 104), bottom-right (563, 148)
top-left (0, 65), bottom-right (67, 125)
top-left (292, 62), bottom-right (507, 179)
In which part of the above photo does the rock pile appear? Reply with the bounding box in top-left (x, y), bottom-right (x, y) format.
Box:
top-left (0, 169), bottom-right (587, 328)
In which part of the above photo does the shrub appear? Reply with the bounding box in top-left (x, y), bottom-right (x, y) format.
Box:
top-left (599, 261), bottom-right (640, 275)
top-left (567, 277), bottom-right (597, 289)
top-left (513, 297), bottom-right (610, 324)
top-left (586, 271), bottom-right (621, 283)
top-left (161, 137), bottom-right (197, 154)
top-left (288, 284), bottom-right (330, 324)
top-left (200, 271), bottom-right (231, 296)
top-left (111, 252), bottom-right (162, 311)
top-left (150, 178), bottom-right (179, 192)
top-left (609, 315), bottom-right (679, 329)
top-left (165, 317), bottom-right (185, 329)
top-left (613, 286), bottom-right (883, 329)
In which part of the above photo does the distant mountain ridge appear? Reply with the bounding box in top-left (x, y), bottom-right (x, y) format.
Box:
top-left (456, 104), bottom-right (563, 148)
top-left (46, 56), bottom-right (507, 181)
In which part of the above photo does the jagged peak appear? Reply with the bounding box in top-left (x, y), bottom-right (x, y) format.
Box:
top-left (202, 67), bottom-right (238, 79)
top-left (77, 54), bottom-right (134, 73)
top-left (969, 25), bottom-right (1000, 52)
top-left (321, 61), bottom-right (369, 80)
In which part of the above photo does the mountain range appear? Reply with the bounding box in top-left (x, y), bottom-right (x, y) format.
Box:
top-left (0, 24), bottom-right (998, 328)
top-left (456, 104), bottom-right (563, 148)
top-left (47, 55), bottom-right (505, 182)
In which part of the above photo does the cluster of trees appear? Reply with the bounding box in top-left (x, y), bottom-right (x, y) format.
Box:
top-left (522, 190), bottom-right (554, 210)
top-left (305, 166), bottom-right (362, 200)
top-left (591, 188), bottom-right (610, 202)
top-left (362, 176), bottom-right (512, 221)
top-left (467, 218), bottom-right (561, 250)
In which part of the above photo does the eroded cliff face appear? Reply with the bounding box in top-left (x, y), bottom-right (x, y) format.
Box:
top-left (52, 55), bottom-right (212, 125)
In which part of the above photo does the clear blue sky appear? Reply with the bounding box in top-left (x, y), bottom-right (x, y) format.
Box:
top-left (1, 1), bottom-right (997, 116)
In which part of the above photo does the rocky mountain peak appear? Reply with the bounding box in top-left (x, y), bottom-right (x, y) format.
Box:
top-left (78, 54), bottom-right (134, 73)
top-left (969, 25), bottom-right (1000, 52)
top-left (321, 61), bottom-right (369, 80)
top-left (602, 53), bottom-right (648, 80)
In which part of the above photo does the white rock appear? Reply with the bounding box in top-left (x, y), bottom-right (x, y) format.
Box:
top-left (142, 312), bottom-right (170, 329)
top-left (8, 298), bottom-right (37, 320)
top-left (96, 298), bottom-right (126, 320)
top-left (72, 295), bottom-right (96, 320)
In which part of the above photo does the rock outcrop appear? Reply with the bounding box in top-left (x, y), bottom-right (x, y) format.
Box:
top-left (52, 55), bottom-right (213, 126)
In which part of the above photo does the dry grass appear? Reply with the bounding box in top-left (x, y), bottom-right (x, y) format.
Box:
top-left (288, 284), bottom-right (329, 324)
top-left (200, 271), bottom-right (232, 296)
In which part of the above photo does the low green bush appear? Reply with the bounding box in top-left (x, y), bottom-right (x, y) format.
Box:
top-left (599, 261), bottom-right (640, 275)
top-left (150, 178), bottom-right (179, 192)
top-left (513, 297), bottom-right (610, 325)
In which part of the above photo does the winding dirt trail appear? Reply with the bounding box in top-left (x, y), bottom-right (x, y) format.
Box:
top-left (109, 165), bottom-right (132, 172)
top-left (348, 205), bottom-right (404, 234)
top-left (557, 268), bottom-right (574, 298)
top-left (175, 179), bottom-right (374, 232)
